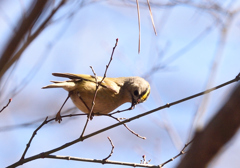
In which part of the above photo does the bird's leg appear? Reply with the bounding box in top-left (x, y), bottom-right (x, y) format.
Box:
top-left (55, 92), bottom-right (71, 123)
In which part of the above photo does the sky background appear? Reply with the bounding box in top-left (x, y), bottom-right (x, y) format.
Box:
top-left (0, 0), bottom-right (240, 168)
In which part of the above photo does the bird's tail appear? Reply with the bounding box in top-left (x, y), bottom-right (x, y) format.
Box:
top-left (42, 81), bottom-right (75, 91)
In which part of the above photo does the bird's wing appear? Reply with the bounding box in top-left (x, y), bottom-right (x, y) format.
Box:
top-left (52, 73), bottom-right (118, 93)
top-left (52, 73), bottom-right (94, 80)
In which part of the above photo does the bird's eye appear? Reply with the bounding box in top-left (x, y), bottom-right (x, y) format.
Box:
top-left (134, 90), bottom-right (139, 96)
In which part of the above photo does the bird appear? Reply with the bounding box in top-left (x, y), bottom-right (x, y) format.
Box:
top-left (42, 73), bottom-right (150, 122)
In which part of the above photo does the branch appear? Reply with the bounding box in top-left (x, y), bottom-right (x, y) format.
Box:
top-left (103, 137), bottom-right (115, 161)
top-left (7, 73), bottom-right (239, 167)
top-left (140, 155), bottom-right (151, 164)
top-left (45, 155), bottom-right (160, 168)
top-left (80, 66), bottom-right (99, 137)
top-left (0, 98), bottom-right (12, 113)
top-left (106, 114), bottom-right (146, 139)
top-left (80, 38), bottom-right (118, 137)
top-left (136, 0), bottom-right (141, 53)
top-left (110, 106), bottom-right (135, 115)
top-left (101, 38), bottom-right (118, 81)
top-left (160, 140), bottom-right (193, 167)
top-left (20, 117), bottom-right (48, 160)
top-left (0, 0), bottom-right (48, 78)
top-left (147, 0), bottom-right (157, 35)
top-left (0, 0), bottom-right (66, 79)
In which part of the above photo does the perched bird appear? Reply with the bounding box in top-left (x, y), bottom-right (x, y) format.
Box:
top-left (42, 73), bottom-right (150, 122)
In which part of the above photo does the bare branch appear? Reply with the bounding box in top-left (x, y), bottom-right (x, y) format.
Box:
top-left (0, 98), bottom-right (12, 113)
top-left (136, 0), bottom-right (141, 53)
top-left (0, 0), bottom-right (49, 78)
top-left (44, 155), bottom-right (160, 168)
top-left (101, 38), bottom-right (118, 81)
top-left (80, 66), bottom-right (99, 137)
top-left (20, 117), bottom-right (48, 160)
top-left (0, 0), bottom-right (67, 79)
top-left (147, 0), bottom-right (157, 35)
top-left (160, 140), bottom-right (193, 167)
top-left (103, 137), bottom-right (115, 161)
top-left (7, 74), bottom-right (239, 167)
top-left (140, 155), bottom-right (151, 164)
top-left (107, 114), bottom-right (146, 139)
top-left (80, 38), bottom-right (118, 137)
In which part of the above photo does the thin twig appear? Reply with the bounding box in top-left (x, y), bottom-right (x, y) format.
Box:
top-left (103, 137), bottom-right (115, 161)
top-left (45, 155), bottom-right (160, 168)
top-left (136, 0), bottom-right (141, 53)
top-left (143, 25), bottom-right (214, 78)
top-left (0, 98), bottom-right (12, 113)
top-left (140, 155), bottom-right (151, 164)
top-left (160, 140), bottom-right (193, 167)
top-left (80, 66), bottom-right (99, 138)
top-left (109, 106), bottom-right (135, 115)
top-left (117, 117), bottom-right (146, 139)
top-left (80, 38), bottom-right (118, 138)
top-left (147, 0), bottom-right (157, 35)
top-left (20, 117), bottom-right (48, 160)
top-left (107, 114), bottom-right (146, 139)
top-left (101, 38), bottom-right (118, 81)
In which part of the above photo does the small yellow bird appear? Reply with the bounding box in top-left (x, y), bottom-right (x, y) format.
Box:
top-left (42, 73), bottom-right (150, 122)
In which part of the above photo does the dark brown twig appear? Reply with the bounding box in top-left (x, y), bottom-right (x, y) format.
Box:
top-left (106, 114), bottom-right (146, 139)
top-left (101, 38), bottom-right (118, 81)
top-left (20, 117), bottom-right (48, 160)
top-left (140, 155), bottom-right (151, 164)
top-left (80, 38), bottom-right (118, 138)
top-left (103, 137), bottom-right (115, 161)
top-left (117, 117), bottom-right (146, 139)
top-left (0, 98), bottom-right (12, 113)
top-left (109, 106), bottom-right (135, 115)
top-left (80, 66), bottom-right (99, 138)
top-left (160, 140), bottom-right (193, 167)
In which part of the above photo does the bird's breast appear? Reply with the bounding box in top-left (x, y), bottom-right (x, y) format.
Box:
top-left (69, 87), bottom-right (128, 114)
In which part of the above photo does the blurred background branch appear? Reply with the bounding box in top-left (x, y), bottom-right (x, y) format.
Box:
top-left (177, 82), bottom-right (240, 168)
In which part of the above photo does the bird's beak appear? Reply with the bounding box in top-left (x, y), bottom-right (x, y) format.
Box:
top-left (131, 97), bottom-right (137, 109)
